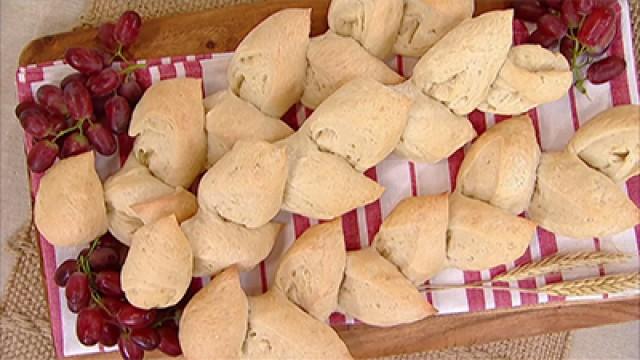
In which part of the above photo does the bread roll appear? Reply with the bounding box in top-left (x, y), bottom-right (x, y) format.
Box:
top-left (529, 151), bottom-right (640, 239)
top-left (204, 90), bottom-right (293, 166)
top-left (374, 194), bottom-right (448, 284)
top-left (338, 247), bottom-right (435, 327)
top-left (411, 10), bottom-right (513, 115)
top-left (129, 78), bottom-right (207, 188)
top-left (307, 77), bottom-right (411, 171)
top-left (121, 215), bottom-right (193, 309)
top-left (180, 267), bottom-right (248, 360)
top-left (479, 45), bottom-right (573, 115)
top-left (394, 0), bottom-right (474, 57)
top-left (34, 152), bottom-right (108, 247)
top-left (274, 219), bottom-right (346, 321)
top-left (228, 9), bottom-right (310, 118)
top-left (568, 105), bottom-right (640, 183)
top-left (447, 193), bottom-right (537, 270)
top-left (198, 140), bottom-right (288, 228)
top-left (456, 115), bottom-right (540, 214)
top-left (130, 188), bottom-right (197, 225)
top-left (328, 0), bottom-right (404, 59)
top-left (392, 82), bottom-right (476, 163)
top-left (181, 210), bottom-right (281, 277)
top-left (244, 290), bottom-right (352, 359)
top-left (302, 32), bottom-right (404, 109)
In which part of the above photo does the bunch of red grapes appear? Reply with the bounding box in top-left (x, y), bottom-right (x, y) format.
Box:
top-left (55, 234), bottom-right (188, 359)
top-left (16, 10), bottom-right (146, 173)
top-left (513, 0), bottom-right (627, 93)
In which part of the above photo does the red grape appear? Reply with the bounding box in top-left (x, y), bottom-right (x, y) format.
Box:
top-left (537, 14), bottom-right (568, 39)
top-left (15, 101), bottom-right (40, 117)
top-left (118, 337), bottom-right (145, 360)
top-left (97, 22), bottom-right (118, 51)
top-left (64, 81), bottom-right (93, 120)
top-left (102, 297), bottom-right (127, 317)
top-left (65, 48), bottom-right (104, 75)
top-left (116, 304), bottom-right (157, 329)
top-left (54, 259), bottom-right (78, 287)
top-left (89, 246), bottom-right (120, 271)
top-left (19, 108), bottom-right (54, 139)
top-left (76, 307), bottom-right (106, 346)
top-left (66, 272), bottom-right (90, 313)
top-left (114, 11), bottom-right (142, 47)
top-left (528, 29), bottom-right (559, 48)
top-left (572, 0), bottom-right (594, 15)
top-left (95, 271), bottom-right (124, 297)
top-left (99, 322), bottom-right (120, 347)
top-left (77, 248), bottom-right (90, 262)
top-left (118, 80), bottom-right (143, 105)
top-left (542, 0), bottom-right (564, 10)
top-left (131, 328), bottom-right (160, 351)
top-left (578, 7), bottom-right (616, 48)
top-left (117, 246), bottom-right (129, 267)
top-left (87, 68), bottom-right (122, 97)
top-left (514, 2), bottom-right (547, 22)
top-left (98, 233), bottom-right (126, 250)
top-left (27, 140), bottom-right (59, 173)
top-left (157, 324), bottom-right (182, 356)
top-left (61, 73), bottom-right (87, 89)
top-left (105, 95), bottom-right (132, 134)
top-left (560, 36), bottom-right (576, 63)
top-left (86, 122), bottom-right (117, 155)
top-left (61, 132), bottom-right (91, 158)
top-left (513, 19), bottom-right (530, 45)
top-left (561, 0), bottom-right (580, 28)
top-left (49, 113), bottom-right (68, 133)
top-left (36, 85), bottom-right (68, 116)
top-left (587, 56), bottom-right (626, 84)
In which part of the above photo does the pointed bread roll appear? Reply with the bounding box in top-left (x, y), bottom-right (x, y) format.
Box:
top-left (393, 82), bottom-right (476, 163)
top-left (180, 267), bottom-right (248, 360)
top-left (328, 0), bottom-right (404, 59)
top-left (302, 32), bottom-right (404, 109)
top-left (204, 90), bottom-right (293, 167)
top-left (456, 115), bottom-right (540, 214)
top-left (181, 210), bottom-right (281, 277)
top-left (34, 152), bottom-right (108, 247)
top-left (129, 78), bottom-right (206, 188)
top-left (121, 215), bottom-right (193, 309)
top-left (568, 105), bottom-right (640, 183)
top-left (274, 219), bottom-right (346, 321)
top-left (228, 9), bottom-right (310, 118)
top-left (412, 10), bottom-right (513, 115)
top-left (244, 290), bottom-right (352, 359)
top-left (479, 45), bottom-right (573, 115)
top-left (447, 193), bottom-right (536, 270)
top-left (394, 0), bottom-right (474, 57)
top-left (374, 194), bottom-right (448, 284)
top-left (198, 140), bottom-right (288, 228)
top-left (529, 152), bottom-right (640, 239)
top-left (338, 247), bottom-right (435, 327)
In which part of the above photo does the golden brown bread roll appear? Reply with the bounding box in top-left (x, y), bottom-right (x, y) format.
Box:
top-left (374, 194), bottom-right (448, 284)
top-left (456, 115), bottom-right (540, 214)
top-left (274, 219), bottom-right (346, 321)
top-left (180, 267), bottom-right (248, 360)
top-left (568, 105), bottom-right (640, 183)
top-left (34, 152), bottom-right (108, 247)
top-left (529, 151), bottom-right (640, 239)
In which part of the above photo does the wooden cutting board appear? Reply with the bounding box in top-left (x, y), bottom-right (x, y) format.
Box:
top-left (19, 0), bottom-right (640, 359)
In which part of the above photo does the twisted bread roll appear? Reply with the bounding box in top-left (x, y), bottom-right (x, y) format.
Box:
top-left (274, 219), bottom-right (346, 321)
top-left (129, 78), bottom-right (206, 188)
top-left (479, 45), bottom-right (573, 115)
top-left (412, 10), bottom-right (513, 115)
top-left (34, 152), bottom-right (107, 247)
top-left (529, 151), bottom-right (640, 239)
top-left (393, 0), bottom-right (474, 57)
top-left (456, 115), bottom-right (540, 214)
top-left (228, 9), bottom-right (310, 118)
top-left (302, 32), bottom-right (404, 109)
top-left (568, 105), bottom-right (640, 183)
top-left (121, 215), bottom-right (193, 309)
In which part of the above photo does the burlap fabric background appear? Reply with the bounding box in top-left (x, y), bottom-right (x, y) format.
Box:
top-left (1, 1), bottom-right (637, 359)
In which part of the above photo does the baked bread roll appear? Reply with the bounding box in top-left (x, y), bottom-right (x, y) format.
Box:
top-left (228, 8), bottom-right (310, 118)
top-left (479, 45), bottom-right (573, 115)
top-left (302, 32), bottom-right (404, 109)
top-left (456, 115), bottom-right (540, 214)
top-left (392, 82), bottom-right (476, 163)
top-left (411, 10), bottom-right (513, 115)
top-left (374, 194), bottom-right (448, 284)
top-left (204, 90), bottom-right (293, 166)
top-left (393, 0), bottom-right (474, 57)
top-left (130, 188), bottom-right (197, 225)
top-left (338, 247), bottom-right (436, 327)
top-left (121, 215), bottom-right (193, 309)
top-left (34, 152), bottom-right (107, 247)
top-left (328, 0), bottom-right (404, 59)
top-left (529, 152), bottom-right (640, 239)
top-left (307, 77), bottom-right (411, 171)
top-left (180, 267), bottom-right (248, 360)
top-left (181, 210), bottom-right (282, 277)
top-left (274, 219), bottom-right (346, 321)
top-left (244, 290), bottom-right (352, 359)
top-left (129, 78), bottom-right (207, 188)
top-left (198, 140), bottom-right (288, 229)
top-left (447, 193), bottom-right (537, 270)
top-left (568, 105), bottom-right (640, 183)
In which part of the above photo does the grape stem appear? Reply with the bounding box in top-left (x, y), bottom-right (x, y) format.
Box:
top-left (120, 63), bottom-right (147, 76)
top-left (53, 117), bottom-right (86, 141)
